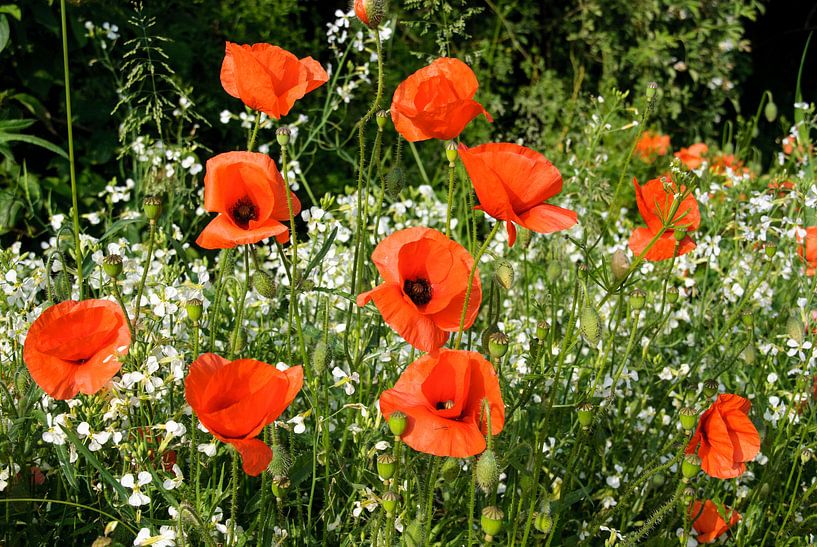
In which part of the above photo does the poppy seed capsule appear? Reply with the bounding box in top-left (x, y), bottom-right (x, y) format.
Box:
top-left (488, 332), bottom-right (509, 359)
top-left (253, 271), bottom-right (277, 298)
top-left (682, 454), bottom-right (701, 479)
top-left (276, 126), bottom-right (291, 146)
top-left (534, 512), bottom-right (553, 534)
top-left (476, 449), bottom-right (500, 493)
top-left (764, 99), bottom-right (778, 122)
top-left (271, 475), bottom-right (290, 498)
top-left (630, 289), bottom-right (646, 310)
top-left (376, 109), bottom-right (389, 130)
top-left (703, 379), bottom-right (719, 398)
top-left (185, 298), bottom-right (203, 322)
top-left (646, 81), bottom-right (658, 99)
top-left (674, 227), bottom-right (687, 241)
top-left (536, 320), bottom-right (550, 340)
top-left (388, 411), bottom-right (407, 436)
top-left (481, 506), bottom-right (504, 539)
top-left (494, 259), bottom-right (514, 290)
top-left (741, 310), bottom-right (753, 328)
top-left (764, 243), bottom-right (777, 258)
top-left (580, 305), bottom-right (602, 346)
top-left (143, 196), bottom-right (162, 221)
top-left (666, 286), bottom-right (679, 304)
top-left (445, 141), bottom-right (458, 163)
top-left (377, 453), bottom-right (396, 480)
top-left (103, 254), bottom-right (124, 279)
top-left (679, 407), bottom-right (698, 431)
top-left (381, 490), bottom-right (399, 513)
top-left (577, 402), bottom-right (594, 428)
top-left (610, 249), bottom-right (630, 281)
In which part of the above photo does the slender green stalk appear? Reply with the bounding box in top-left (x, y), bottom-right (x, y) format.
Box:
top-left (445, 156), bottom-right (456, 236)
top-left (230, 449), bottom-right (240, 546)
top-left (455, 221), bottom-right (502, 348)
top-left (423, 457), bottom-right (442, 547)
top-left (190, 320), bottom-right (201, 507)
top-left (247, 111), bottom-right (261, 152)
top-left (208, 249), bottom-right (233, 352)
top-left (467, 459), bottom-right (476, 546)
top-left (110, 279), bottom-right (134, 335)
top-left (230, 245), bottom-right (251, 358)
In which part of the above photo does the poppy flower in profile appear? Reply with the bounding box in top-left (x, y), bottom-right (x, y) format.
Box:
top-left (686, 393), bottom-right (761, 479)
top-left (390, 58), bottom-right (492, 142)
top-left (357, 227), bottom-right (481, 352)
top-left (220, 42), bottom-right (328, 119)
top-left (196, 151), bottom-right (300, 249)
top-left (797, 226), bottom-right (817, 276)
top-left (185, 353), bottom-right (303, 476)
top-left (458, 143), bottom-right (577, 247)
top-left (674, 143), bottom-right (708, 169)
top-left (379, 349), bottom-right (504, 457)
top-left (23, 299), bottom-right (131, 400)
top-left (688, 500), bottom-right (741, 543)
top-left (634, 131), bottom-right (670, 161)
top-left (628, 176), bottom-right (701, 261)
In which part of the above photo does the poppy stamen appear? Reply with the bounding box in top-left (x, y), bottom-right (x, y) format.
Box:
top-left (436, 399), bottom-right (455, 411)
top-left (230, 197), bottom-right (258, 229)
top-left (403, 278), bottom-right (432, 305)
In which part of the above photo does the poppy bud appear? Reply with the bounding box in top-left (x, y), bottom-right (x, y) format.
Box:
top-left (403, 520), bottom-right (424, 547)
top-left (269, 445), bottom-right (292, 477)
top-left (488, 331), bottom-right (509, 360)
top-left (610, 250), bottom-right (630, 282)
top-left (476, 449), bottom-right (500, 493)
top-left (381, 490), bottom-right (399, 513)
top-left (673, 227), bottom-right (686, 241)
top-left (786, 315), bottom-right (805, 344)
top-left (629, 289), bottom-right (646, 310)
top-left (388, 411), bottom-right (407, 436)
top-left (580, 305), bottom-right (602, 346)
top-left (545, 261), bottom-right (562, 284)
top-left (666, 286), bottom-right (679, 304)
top-left (143, 196), bottom-right (162, 221)
top-left (493, 259), bottom-right (514, 290)
top-left (376, 109), bottom-right (389, 130)
top-left (445, 141), bottom-right (458, 164)
top-left (679, 407), bottom-right (698, 431)
top-left (517, 227), bottom-right (533, 249)
top-left (703, 379), bottom-right (719, 398)
top-left (186, 298), bottom-right (203, 323)
top-left (441, 457), bottom-right (460, 482)
top-left (103, 254), bottom-right (124, 279)
top-left (253, 270), bottom-right (278, 298)
top-left (577, 402), bottom-right (594, 428)
top-left (312, 340), bottom-right (329, 375)
top-left (354, 0), bottom-right (385, 29)
top-left (271, 475), bottom-right (290, 498)
top-left (536, 320), bottom-right (550, 340)
top-left (740, 344), bottom-right (757, 364)
top-left (646, 81), bottom-right (658, 99)
top-left (764, 99), bottom-right (778, 123)
top-left (682, 487), bottom-right (695, 506)
top-left (481, 506), bottom-right (504, 540)
top-left (764, 243), bottom-right (777, 258)
top-left (534, 511), bottom-right (553, 534)
top-left (386, 166), bottom-right (405, 198)
top-left (577, 262), bottom-right (589, 280)
top-left (377, 453), bottom-right (396, 480)
top-left (276, 127), bottom-right (291, 146)
top-left (681, 454), bottom-right (701, 479)
top-left (53, 270), bottom-right (72, 302)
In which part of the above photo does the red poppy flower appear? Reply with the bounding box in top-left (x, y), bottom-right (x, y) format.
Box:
top-left (689, 500), bottom-right (741, 543)
top-left (379, 349), bottom-right (504, 457)
top-left (357, 227), bottom-right (481, 352)
top-left (196, 151), bottom-right (300, 249)
top-left (686, 393), bottom-right (761, 479)
top-left (628, 176), bottom-right (700, 261)
top-left (458, 143), bottom-right (577, 247)
top-left (220, 42), bottom-right (328, 119)
top-left (768, 180), bottom-right (795, 198)
top-left (674, 143), bottom-right (708, 169)
top-left (185, 353), bottom-right (303, 476)
top-left (23, 299), bottom-right (131, 400)
top-left (634, 131), bottom-right (670, 161)
top-left (797, 226), bottom-right (817, 276)
top-left (390, 58), bottom-right (492, 142)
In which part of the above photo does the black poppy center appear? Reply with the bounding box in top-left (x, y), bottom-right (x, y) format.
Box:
top-left (230, 197), bottom-right (258, 229)
top-left (403, 278), bottom-right (432, 305)
top-left (435, 399), bottom-right (455, 411)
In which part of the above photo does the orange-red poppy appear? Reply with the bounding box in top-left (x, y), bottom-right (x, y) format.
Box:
top-left (686, 393), bottom-right (760, 479)
top-left (689, 500), bottom-right (741, 543)
top-left (185, 353), bottom-right (303, 476)
top-left (220, 42), bottom-right (328, 119)
top-left (768, 180), bottom-right (795, 198)
top-left (628, 176), bottom-right (700, 261)
top-left (674, 143), bottom-right (708, 169)
top-left (458, 143), bottom-right (577, 247)
top-left (196, 151), bottom-right (300, 249)
top-left (23, 299), bottom-right (131, 400)
top-left (390, 58), bottom-right (492, 142)
top-left (357, 227), bottom-right (481, 352)
top-left (797, 226), bottom-right (817, 276)
top-left (634, 131), bottom-right (670, 161)
top-left (379, 349), bottom-right (504, 457)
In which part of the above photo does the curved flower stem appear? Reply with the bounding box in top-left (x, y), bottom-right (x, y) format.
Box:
top-left (247, 111), bottom-right (261, 152)
top-left (109, 279), bottom-right (134, 336)
top-left (230, 449), bottom-right (240, 546)
top-left (60, 0), bottom-right (84, 299)
top-left (230, 245), bottom-right (251, 358)
top-left (445, 157), bottom-right (456, 237)
top-left (132, 220), bottom-right (156, 333)
top-left (454, 221), bottom-right (502, 349)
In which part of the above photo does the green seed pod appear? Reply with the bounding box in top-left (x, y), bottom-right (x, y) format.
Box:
top-left (786, 315), bottom-right (805, 344)
top-left (377, 453), bottom-right (396, 480)
top-left (381, 490), bottom-right (399, 513)
top-left (646, 81), bottom-right (658, 99)
top-left (536, 320), bottom-right (550, 340)
top-left (741, 310), bottom-right (753, 328)
top-left (610, 250), bottom-right (630, 282)
top-left (476, 449), bottom-right (500, 493)
top-left (375, 110), bottom-right (389, 130)
top-left (577, 402), bottom-right (594, 428)
top-left (445, 141), bottom-right (458, 163)
top-left (312, 340), bottom-right (329, 375)
top-left (666, 286), bottom-right (679, 304)
top-left (253, 270), bottom-right (278, 298)
top-left (545, 261), bottom-right (562, 284)
top-left (388, 411), bottom-right (407, 436)
top-left (143, 196), bottom-right (162, 221)
top-left (185, 298), bottom-right (203, 322)
top-left (494, 259), bottom-right (514, 290)
top-left (481, 506), bottom-right (504, 538)
top-left (481, 324), bottom-right (500, 355)
top-left (580, 304), bottom-right (602, 346)
top-left (276, 127), bottom-right (291, 146)
top-left (488, 331), bottom-right (509, 360)
top-left (764, 99), bottom-right (778, 123)
top-left (270, 475), bottom-right (290, 498)
top-left (103, 254), bottom-right (124, 279)
top-left (674, 227), bottom-right (687, 242)
top-left (681, 454), bottom-right (701, 479)
top-left (534, 512), bottom-right (553, 534)
top-left (269, 445), bottom-right (292, 477)
top-left (650, 472), bottom-right (666, 488)
top-left (386, 166), bottom-right (405, 198)
top-left (629, 289), bottom-right (646, 310)
top-left (679, 407), bottom-right (698, 431)
top-left (703, 379), bottom-right (719, 398)
top-left (764, 243), bottom-right (777, 258)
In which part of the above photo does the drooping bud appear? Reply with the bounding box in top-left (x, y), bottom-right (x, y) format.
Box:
top-left (666, 286), bottom-right (679, 304)
top-left (577, 402), bottom-right (594, 428)
top-left (494, 259), bottom-right (514, 290)
top-left (679, 407), bottom-right (698, 431)
top-left (143, 196), bottom-right (162, 221)
top-left (610, 250), bottom-right (630, 282)
top-left (269, 445), bottom-right (292, 477)
top-left (476, 449), bottom-right (500, 493)
top-left (354, 0), bottom-right (385, 29)
top-left (185, 298), bottom-right (203, 323)
top-left (253, 270), bottom-right (278, 298)
top-left (377, 453), bottom-right (396, 480)
top-left (381, 490), bottom-right (399, 513)
top-left (276, 126), bottom-right (291, 146)
top-left (388, 411), bottom-right (407, 437)
top-left (386, 166), bottom-right (405, 198)
top-left (580, 304), bottom-right (602, 346)
top-left (681, 454), bottom-right (701, 479)
top-left (703, 379), bottom-right (719, 398)
top-left (376, 109), bottom-right (389, 130)
top-left (646, 81), bottom-right (658, 99)
top-left (545, 261), bottom-right (562, 284)
top-left (629, 289), bottom-right (646, 310)
top-left (481, 506), bottom-right (504, 540)
top-left (764, 99), bottom-right (778, 123)
top-left (786, 315), bottom-right (805, 344)
top-left (536, 321), bottom-right (550, 340)
top-left (488, 331), bottom-right (509, 360)
top-left (312, 340), bottom-right (329, 375)
top-left (534, 512), bottom-right (553, 534)
top-left (103, 254), bottom-right (124, 279)
top-left (445, 141), bottom-right (458, 164)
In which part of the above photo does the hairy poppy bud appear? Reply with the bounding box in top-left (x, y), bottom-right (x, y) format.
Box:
top-left (476, 449), bottom-right (500, 493)
top-left (580, 305), bottom-right (602, 346)
top-left (481, 506), bottom-right (504, 540)
top-left (441, 457), bottom-right (460, 482)
top-left (186, 298), bottom-right (203, 323)
top-left (103, 254), bottom-right (124, 279)
top-left (312, 340), bottom-right (329, 375)
top-left (666, 286), bottom-right (679, 304)
top-left (381, 490), bottom-right (399, 513)
top-left (534, 511), bottom-right (553, 534)
top-left (545, 261), bottom-right (562, 284)
top-left (403, 520), bottom-right (424, 547)
top-left (740, 344), bottom-right (757, 364)
top-left (494, 259), bottom-right (514, 290)
top-left (386, 166), bottom-right (405, 198)
top-left (354, 0), bottom-right (385, 29)
top-left (646, 81), bottom-right (658, 99)
top-left (517, 227), bottom-right (533, 249)
top-left (536, 320), bottom-right (550, 340)
top-left (681, 454), bottom-right (701, 479)
top-left (276, 127), bottom-right (291, 146)
top-left (377, 453), bottom-right (396, 480)
top-left (388, 411), bottom-right (407, 436)
top-left (703, 379), bottom-right (719, 398)
top-left (629, 289), bottom-right (646, 310)
top-left (610, 250), bottom-right (630, 282)
top-left (253, 271), bottom-right (278, 298)
top-left (786, 315), bottom-right (805, 344)
top-left (679, 407), bottom-right (698, 431)
top-left (376, 109), bottom-right (389, 130)
top-left (764, 243), bottom-right (777, 258)
top-left (577, 402), bottom-right (594, 428)
top-left (53, 270), bottom-right (72, 302)
top-left (143, 196), bottom-right (162, 221)
top-left (269, 445), bottom-right (292, 477)
top-left (488, 331), bottom-right (509, 359)
top-left (764, 99), bottom-right (778, 123)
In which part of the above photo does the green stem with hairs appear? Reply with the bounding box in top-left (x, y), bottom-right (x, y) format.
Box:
top-left (132, 221), bottom-right (156, 332)
top-left (230, 245), bottom-right (251, 358)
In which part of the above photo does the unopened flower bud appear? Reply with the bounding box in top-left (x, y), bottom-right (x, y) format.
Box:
top-left (494, 259), bottom-right (514, 290)
top-left (764, 99), bottom-right (778, 123)
top-left (185, 298), bottom-right (203, 322)
top-left (253, 270), bottom-right (277, 298)
top-left (646, 82), bottom-right (658, 99)
top-left (682, 454), bottom-right (701, 479)
top-left (488, 331), bottom-right (509, 359)
top-left (388, 411), bottom-right (407, 437)
top-left (786, 315), bottom-right (805, 344)
top-left (536, 321), bottom-right (550, 340)
top-left (682, 487), bottom-right (695, 505)
top-left (534, 511), bottom-right (553, 534)
top-left (143, 196), bottom-right (162, 221)
top-left (545, 261), bottom-right (562, 284)
top-left (703, 379), bottom-right (719, 398)
top-left (269, 445), bottom-right (292, 477)
top-left (441, 457), bottom-right (460, 482)
top-left (679, 407), bottom-right (698, 431)
top-left (517, 227), bottom-right (533, 249)
top-left (445, 141), bottom-right (458, 163)
top-left (481, 506), bottom-right (504, 539)
top-left (103, 254), bottom-right (123, 279)
top-left (476, 449), bottom-right (500, 493)
top-left (577, 262), bottom-right (589, 280)
top-left (610, 250), bottom-right (630, 282)
top-left (629, 289), bottom-right (646, 310)
top-left (354, 0), bottom-right (385, 29)
top-left (386, 166), bottom-right (405, 198)
top-left (312, 340), bottom-right (329, 375)
top-left (580, 304), bottom-right (602, 346)
top-left (381, 490), bottom-right (399, 513)
top-left (376, 109), bottom-right (389, 130)
top-left (276, 127), bottom-right (291, 146)
top-left (377, 453), bottom-right (396, 480)
top-left (577, 402), bottom-right (594, 428)
top-left (666, 286), bottom-right (679, 304)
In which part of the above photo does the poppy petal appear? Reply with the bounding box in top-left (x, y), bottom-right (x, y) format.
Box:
top-left (517, 204), bottom-right (578, 234)
top-left (230, 438), bottom-right (273, 476)
top-left (196, 214), bottom-right (288, 249)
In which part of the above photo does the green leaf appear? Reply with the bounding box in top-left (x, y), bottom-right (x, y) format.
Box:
top-left (0, 5), bottom-right (21, 20)
top-left (0, 132), bottom-right (68, 159)
top-left (0, 15), bottom-right (8, 54)
top-left (303, 226), bottom-right (338, 278)
top-left (62, 424), bottom-right (133, 508)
